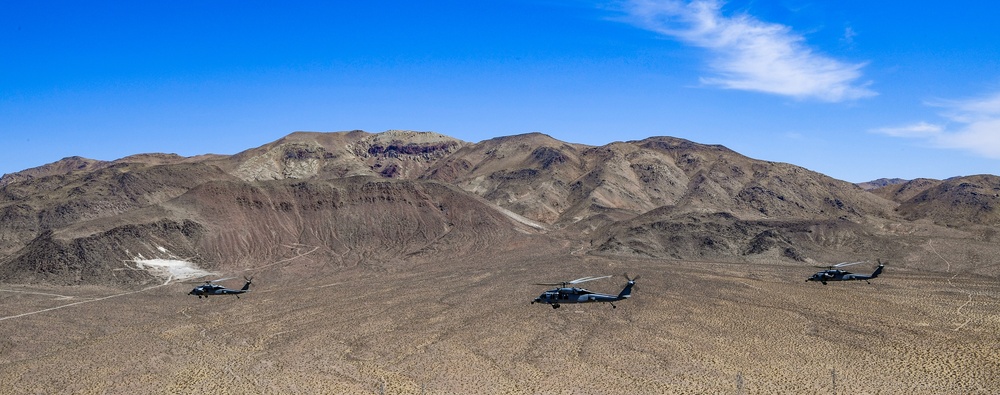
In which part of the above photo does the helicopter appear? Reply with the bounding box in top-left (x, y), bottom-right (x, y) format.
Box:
top-left (188, 277), bottom-right (252, 298)
top-left (531, 274), bottom-right (637, 309)
top-left (806, 260), bottom-right (884, 285)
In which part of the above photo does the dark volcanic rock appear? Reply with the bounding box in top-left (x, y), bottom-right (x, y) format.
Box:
top-left (0, 220), bottom-right (205, 285)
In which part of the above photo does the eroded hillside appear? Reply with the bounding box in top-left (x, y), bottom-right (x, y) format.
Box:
top-left (1, 130), bottom-right (998, 285)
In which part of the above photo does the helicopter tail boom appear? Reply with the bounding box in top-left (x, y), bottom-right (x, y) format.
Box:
top-left (869, 264), bottom-right (884, 279)
top-left (616, 281), bottom-right (635, 300)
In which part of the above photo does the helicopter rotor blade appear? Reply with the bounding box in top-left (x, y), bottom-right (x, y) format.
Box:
top-left (568, 275), bottom-right (612, 285)
top-left (831, 261), bottom-right (867, 268)
top-left (814, 261), bottom-right (867, 269)
top-left (181, 276), bottom-right (234, 284)
top-left (535, 275), bottom-right (612, 287)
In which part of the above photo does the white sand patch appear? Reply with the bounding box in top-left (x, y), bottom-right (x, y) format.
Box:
top-left (133, 259), bottom-right (215, 282)
top-left (492, 205), bottom-right (547, 231)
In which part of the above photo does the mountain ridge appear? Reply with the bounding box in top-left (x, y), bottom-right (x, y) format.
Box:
top-left (2, 130), bottom-right (998, 285)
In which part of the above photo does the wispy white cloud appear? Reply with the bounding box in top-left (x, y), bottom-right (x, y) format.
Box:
top-left (619, 0), bottom-right (876, 102)
top-left (873, 92), bottom-right (1000, 159)
top-left (872, 121), bottom-right (943, 138)
top-left (841, 26), bottom-right (857, 46)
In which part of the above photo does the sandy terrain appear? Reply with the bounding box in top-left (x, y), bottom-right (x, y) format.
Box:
top-left (1, 238), bottom-right (997, 394)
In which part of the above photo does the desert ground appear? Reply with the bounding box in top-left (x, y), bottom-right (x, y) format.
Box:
top-left (1, 235), bottom-right (997, 395)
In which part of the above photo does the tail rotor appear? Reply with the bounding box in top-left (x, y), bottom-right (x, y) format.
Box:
top-left (617, 273), bottom-right (639, 301)
top-left (240, 276), bottom-right (253, 291)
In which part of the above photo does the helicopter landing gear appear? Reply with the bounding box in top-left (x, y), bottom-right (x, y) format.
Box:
top-left (551, 304), bottom-right (561, 309)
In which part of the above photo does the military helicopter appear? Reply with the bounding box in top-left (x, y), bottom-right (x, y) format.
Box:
top-left (188, 277), bottom-right (252, 298)
top-left (531, 274), bottom-right (637, 309)
top-left (806, 260), bottom-right (884, 285)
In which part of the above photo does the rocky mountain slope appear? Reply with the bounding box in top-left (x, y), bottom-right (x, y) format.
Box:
top-left (856, 177), bottom-right (908, 190)
top-left (893, 175), bottom-right (1000, 227)
top-left (1, 130), bottom-right (998, 285)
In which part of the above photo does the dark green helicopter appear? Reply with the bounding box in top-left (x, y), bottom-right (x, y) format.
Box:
top-left (531, 275), bottom-right (638, 309)
top-left (807, 261), bottom-right (884, 285)
top-left (188, 277), bottom-right (252, 298)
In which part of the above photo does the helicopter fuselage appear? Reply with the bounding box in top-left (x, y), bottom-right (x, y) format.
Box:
top-left (532, 280), bottom-right (635, 309)
top-left (807, 264), bottom-right (884, 285)
top-left (188, 279), bottom-right (252, 298)
top-left (534, 287), bottom-right (608, 304)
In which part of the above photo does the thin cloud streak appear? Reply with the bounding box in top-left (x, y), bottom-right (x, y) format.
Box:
top-left (872, 122), bottom-right (943, 138)
top-left (620, 0), bottom-right (876, 102)
top-left (874, 92), bottom-right (1000, 159)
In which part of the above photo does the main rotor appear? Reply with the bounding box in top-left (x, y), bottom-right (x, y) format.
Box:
top-left (815, 261), bottom-right (867, 270)
top-left (535, 275), bottom-right (612, 288)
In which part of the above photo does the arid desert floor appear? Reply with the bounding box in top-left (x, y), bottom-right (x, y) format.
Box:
top-left (1, 240), bottom-right (998, 394)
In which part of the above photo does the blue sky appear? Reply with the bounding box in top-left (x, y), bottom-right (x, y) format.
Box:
top-left (2, 0), bottom-right (998, 182)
